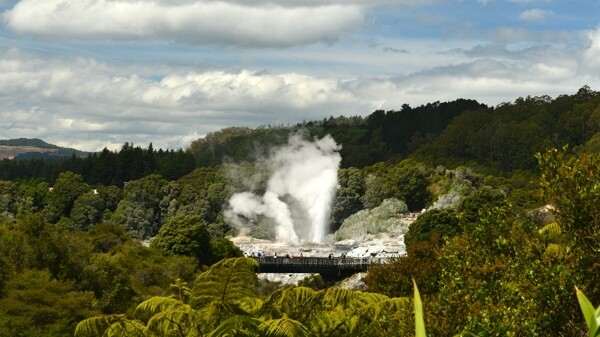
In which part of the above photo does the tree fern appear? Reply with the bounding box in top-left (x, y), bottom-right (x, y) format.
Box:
top-left (322, 287), bottom-right (361, 309)
top-left (104, 320), bottom-right (147, 337)
top-left (304, 306), bottom-right (349, 337)
top-left (259, 317), bottom-right (311, 337)
top-left (275, 287), bottom-right (320, 321)
top-left (170, 278), bottom-right (192, 303)
top-left (75, 314), bottom-right (146, 337)
top-left (208, 315), bottom-right (263, 337)
top-left (353, 291), bottom-right (389, 306)
top-left (196, 300), bottom-right (252, 330)
top-left (257, 285), bottom-right (288, 319)
top-left (146, 309), bottom-right (205, 337)
top-left (75, 315), bottom-right (117, 337)
top-left (358, 297), bottom-right (413, 336)
top-left (237, 296), bottom-right (264, 316)
top-left (191, 258), bottom-right (259, 309)
top-left (134, 297), bottom-right (188, 322)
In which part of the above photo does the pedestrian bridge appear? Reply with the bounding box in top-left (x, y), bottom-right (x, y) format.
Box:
top-left (254, 256), bottom-right (383, 278)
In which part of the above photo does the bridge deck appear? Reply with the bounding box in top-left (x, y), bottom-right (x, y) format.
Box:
top-left (254, 257), bottom-right (381, 276)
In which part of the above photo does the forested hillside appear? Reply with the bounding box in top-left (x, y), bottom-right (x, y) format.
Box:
top-left (1, 86), bottom-right (600, 336)
top-left (0, 138), bottom-right (89, 160)
top-left (2, 86), bottom-right (599, 184)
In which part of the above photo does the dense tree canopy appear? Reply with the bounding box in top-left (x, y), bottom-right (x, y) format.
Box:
top-left (0, 87), bottom-right (599, 336)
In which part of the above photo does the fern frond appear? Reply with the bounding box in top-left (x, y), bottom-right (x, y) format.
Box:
top-left (322, 287), bottom-right (359, 309)
top-left (75, 315), bottom-right (123, 337)
top-left (375, 297), bottom-right (410, 313)
top-left (259, 317), bottom-right (311, 337)
top-left (208, 315), bottom-right (262, 337)
top-left (282, 287), bottom-right (317, 304)
top-left (192, 258), bottom-right (259, 309)
top-left (357, 297), bottom-right (412, 335)
top-left (356, 292), bottom-right (389, 305)
top-left (170, 278), bottom-right (192, 303)
top-left (305, 306), bottom-right (348, 336)
top-left (106, 319), bottom-right (146, 337)
top-left (257, 286), bottom-right (288, 319)
top-left (134, 296), bottom-right (188, 322)
top-left (195, 300), bottom-right (251, 331)
top-left (279, 287), bottom-right (318, 315)
top-left (238, 296), bottom-right (264, 315)
top-left (145, 309), bottom-right (195, 337)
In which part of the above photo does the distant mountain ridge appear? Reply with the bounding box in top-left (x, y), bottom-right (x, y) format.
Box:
top-left (0, 138), bottom-right (89, 160)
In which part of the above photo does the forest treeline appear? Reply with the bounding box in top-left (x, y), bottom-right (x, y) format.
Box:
top-left (1, 86), bottom-right (600, 336)
top-left (2, 85), bottom-right (600, 185)
top-left (187, 85), bottom-right (600, 172)
top-left (0, 142), bottom-right (196, 184)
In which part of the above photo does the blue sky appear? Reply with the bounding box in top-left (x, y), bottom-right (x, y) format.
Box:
top-left (0, 0), bottom-right (599, 151)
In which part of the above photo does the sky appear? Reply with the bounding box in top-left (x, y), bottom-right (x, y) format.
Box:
top-left (1, 0), bottom-right (599, 152)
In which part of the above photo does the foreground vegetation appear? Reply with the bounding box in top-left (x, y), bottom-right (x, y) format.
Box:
top-left (75, 258), bottom-right (416, 337)
top-left (70, 148), bottom-right (600, 337)
top-left (1, 87), bottom-right (600, 336)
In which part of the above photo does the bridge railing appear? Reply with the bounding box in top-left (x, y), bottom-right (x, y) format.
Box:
top-left (253, 256), bottom-right (385, 272)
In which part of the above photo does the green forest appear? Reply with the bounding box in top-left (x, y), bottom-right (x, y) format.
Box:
top-left (1, 86), bottom-right (600, 336)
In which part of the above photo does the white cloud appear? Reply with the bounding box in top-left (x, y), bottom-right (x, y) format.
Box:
top-left (3, 0), bottom-right (365, 47)
top-left (581, 26), bottom-right (600, 73)
top-left (518, 8), bottom-right (553, 22)
top-left (0, 49), bottom-right (372, 150)
top-left (2, 28), bottom-right (600, 152)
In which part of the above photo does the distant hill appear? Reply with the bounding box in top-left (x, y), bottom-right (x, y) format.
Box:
top-left (0, 138), bottom-right (90, 160)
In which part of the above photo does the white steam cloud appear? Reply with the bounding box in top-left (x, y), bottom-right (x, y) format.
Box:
top-left (227, 134), bottom-right (341, 244)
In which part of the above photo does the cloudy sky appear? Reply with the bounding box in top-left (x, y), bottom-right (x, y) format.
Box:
top-left (1, 0), bottom-right (599, 151)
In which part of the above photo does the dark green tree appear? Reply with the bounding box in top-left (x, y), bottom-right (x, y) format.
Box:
top-left (113, 174), bottom-right (168, 239)
top-left (365, 238), bottom-right (440, 297)
top-left (151, 215), bottom-right (212, 265)
top-left (70, 191), bottom-right (106, 230)
top-left (209, 237), bottom-right (243, 264)
top-left (87, 221), bottom-right (130, 253)
top-left (457, 186), bottom-right (507, 230)
top-left (0, 180), bottom-right (16, 221)
top-left (96, 185), bottom-right (122, 213)
top-left (404, 209), bottom-right (460, 249)
top-left (330, 167), bottom-right (365, 231)
top-left (46, 171), bottom-right (90, 221)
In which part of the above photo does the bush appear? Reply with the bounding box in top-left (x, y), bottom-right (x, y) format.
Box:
top-left (364, 238), bottom-right (440, 297)
top-left (404, 209), bottom-right (460, 249)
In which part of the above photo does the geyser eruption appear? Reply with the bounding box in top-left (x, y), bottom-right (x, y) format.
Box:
top-left (227, 134), bottom-right (341, 244)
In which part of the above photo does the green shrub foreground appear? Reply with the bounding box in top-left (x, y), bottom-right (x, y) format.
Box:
top-left (75, 258), bottom-right (416, 337)
top-left (73, 257), bottom-right (598, 337)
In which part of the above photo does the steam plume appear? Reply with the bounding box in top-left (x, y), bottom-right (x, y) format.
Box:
top-left (227, 134), bottom-right (341, 244)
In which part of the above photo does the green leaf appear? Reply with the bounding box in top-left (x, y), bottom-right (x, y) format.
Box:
top-left (576, 287), bottom-right (600, 337)
top-left (413, 279), bottom-right (427, 337)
